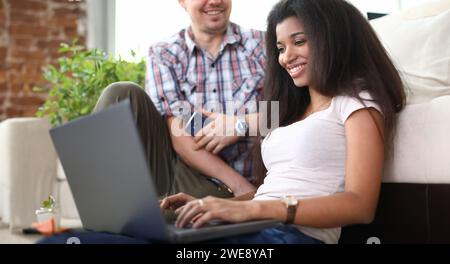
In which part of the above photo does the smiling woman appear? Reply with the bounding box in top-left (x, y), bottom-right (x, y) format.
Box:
top-left (275, 17), bottom-right (309, 88)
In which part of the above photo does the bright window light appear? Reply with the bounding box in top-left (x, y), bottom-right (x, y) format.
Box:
top-left (114, 0), bottom-right (429, 61)
top-left (115, 0), bottom-right (279, 60)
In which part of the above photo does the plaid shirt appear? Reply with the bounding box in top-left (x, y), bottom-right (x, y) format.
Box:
top-left (146, 23), bottom-right (266, 182)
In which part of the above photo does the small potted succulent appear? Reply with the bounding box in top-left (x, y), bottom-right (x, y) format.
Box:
top-left (35, 195), bottom-right (58, 226)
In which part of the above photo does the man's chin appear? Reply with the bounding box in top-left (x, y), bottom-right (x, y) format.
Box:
top-left (203, 23), bottom-right (229, 35)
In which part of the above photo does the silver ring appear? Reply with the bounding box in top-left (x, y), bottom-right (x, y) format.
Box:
top-left (198, 199), bottom-right (204, 207)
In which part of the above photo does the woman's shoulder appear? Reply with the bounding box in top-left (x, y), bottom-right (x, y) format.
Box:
top-left (332, 90), bottom-right (382, 123)
top-left (334, 90), bottom-right (375, 103)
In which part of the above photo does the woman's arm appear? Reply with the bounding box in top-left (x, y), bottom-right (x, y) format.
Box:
top-left (175, 108), bottom-right (384, 228)
top-left (254, 108), bottom-right (385, 227)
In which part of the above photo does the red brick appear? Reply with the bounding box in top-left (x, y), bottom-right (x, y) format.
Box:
top-left (23, 106), bottom-right (39, 117)
top-left (49, 49), bottom-right (62, 58)
top-left (11, 82), bottom-right (24, 93)
top-left (54, 7), bottom-right (76, 16)
top-left (10, 0), bottom-right (48, 12)
top-left (9, 24), bottom-right (49, 37)
top-left (10, 72), bottom-right (42, 84)
top-left (12, 38), bottom-right (34, 48)
top-left (64, 27), bottom-right (78, 38)
top-left (29, 59), bottom-right (49, 67)
top-left (10, 48), bottom-right (30, 59)
top-left (51, 30), bottom-right (61, 38)
top-left (0, 70), bottom-right (6, 82)
top-left (78, 36), bottom-right (86, 45)
top-left (6, 107), bottom-right (23, 117)
top-left (9, 10), bottom-right (41, 24)
top-left (50, 15), bottom-right (78, 27)
top-left (0, 11), bottom-right (5, 25)
top-left (30, 51), bottom-right (47, 60)
top-left (37, 39), bottom-right (63, 50)
top-left (52, 0), bottom-right (73, 3)
top-left (10, 48), bottom-right (47, 61)
top-left (9, 62), bottom-right (25, 72)
top-left (24, 64), bottom-right (42, 75)
top-left (0, 82), bottom-right (6, 92)
top-left (22, 82), bottom-right (34, 93)
top-left (10, 95), bottom-right (45, 106)
top-left (37, 40), bottom-right (50, 49)
top-left (0, 47), bottom-right (6, 60)
top-left (55, 0), bottom-right (84, 5)
top-left (2, 0), bottom-right (86, 119)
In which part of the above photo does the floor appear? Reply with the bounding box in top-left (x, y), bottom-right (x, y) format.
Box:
top-left (0, 219), bottom-right (81, 244)
top-left (0, 223), bottom-right (42, 244)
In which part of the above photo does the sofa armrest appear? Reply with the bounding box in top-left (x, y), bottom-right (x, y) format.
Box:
top-left (0, 118), bottom-right (57, 230)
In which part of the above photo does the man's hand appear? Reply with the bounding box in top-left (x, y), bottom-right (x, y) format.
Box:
top-left (167, 117), bottom-right (255, 197)
top-left (193, 110), bottom-right (241, 154)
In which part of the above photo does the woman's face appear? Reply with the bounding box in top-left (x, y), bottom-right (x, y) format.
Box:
top-left (276, 16), bottom-right (310, 87)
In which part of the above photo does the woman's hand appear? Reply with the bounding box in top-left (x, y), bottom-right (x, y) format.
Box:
top-left (193, 110), bottom-right (241, 154)
top-left (160, 192), bottom-right (195, 210)
top-left (174, 196), bottom-right (260, 228)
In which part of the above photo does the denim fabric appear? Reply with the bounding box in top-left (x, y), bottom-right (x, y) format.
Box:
top-left (209, 225), bottom-right (324, 244)
top-left (37, 225), bottom-right (323, 244)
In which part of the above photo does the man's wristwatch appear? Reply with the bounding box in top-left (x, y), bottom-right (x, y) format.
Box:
top-left (282, 196), bottom-right (298, 224)
top-left (235, 116), bottom-right (249, 136)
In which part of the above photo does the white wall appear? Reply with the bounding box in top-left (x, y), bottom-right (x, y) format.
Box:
top-left (114, 0), bottom-right (279, 60)
top-left (114, 0), bottom-right (430, 60)
top-left (115, 0), bottom-right (189, 60)
top-left (350, 0), bottom-right (429, 15)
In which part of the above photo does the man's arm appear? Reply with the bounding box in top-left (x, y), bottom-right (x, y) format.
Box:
top-left (229, 191), bottom-right (256, 201)
top-left (167, 117), bottom-right (255, 196)
top-left (193, 112), bottom-right (260, 152)
top-left (147, 47), bottom-right (255, 196)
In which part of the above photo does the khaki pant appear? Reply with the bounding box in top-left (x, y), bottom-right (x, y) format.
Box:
top-left (93, 82), bottom-right (233, 204)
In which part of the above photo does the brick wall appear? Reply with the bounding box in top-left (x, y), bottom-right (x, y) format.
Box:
top-left (0, 0), bottom-right (86, 121)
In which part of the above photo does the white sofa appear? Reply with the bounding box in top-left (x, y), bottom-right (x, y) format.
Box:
top-left (0, 118), bottom-right (80, 230)
top-left (0, 0), bottom-right (449, 241)
top-left (342, 0), bottom-right (450, 243)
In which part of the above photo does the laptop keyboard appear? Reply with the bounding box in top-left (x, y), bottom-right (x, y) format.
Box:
top-left (170, 220), bottom-right (230, 229)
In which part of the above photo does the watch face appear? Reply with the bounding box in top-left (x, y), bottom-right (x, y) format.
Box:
top-left (285, 196), bottom-right (298, 206)
top-left (235, 120), bottom-right (248, 135)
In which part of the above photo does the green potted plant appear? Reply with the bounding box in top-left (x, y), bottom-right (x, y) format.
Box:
top-left (34, 40), bottom-right (146, 127)
top-left (35, 195), bottom-right (57, 224)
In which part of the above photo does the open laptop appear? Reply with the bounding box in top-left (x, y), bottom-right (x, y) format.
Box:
top-left (49, 100), bottom-right (280, 243)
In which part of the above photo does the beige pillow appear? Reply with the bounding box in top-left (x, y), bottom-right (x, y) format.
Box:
top-left (371, 0), bottom-right (450, 104)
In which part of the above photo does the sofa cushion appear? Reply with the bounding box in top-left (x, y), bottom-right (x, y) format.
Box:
top-left (383, 96), bottom-right (450, 183)
top-left (371, 0), bottom-right (450, 104)
top-left (56, 159), bottom-right (67, 181)
top-left (0, 118), bottom-right (57, 228)
top-left (58, 181), bottom-right (80, 220)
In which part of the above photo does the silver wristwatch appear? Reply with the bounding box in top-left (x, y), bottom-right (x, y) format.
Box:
top-left (234, 117), bottom-right (249, 136)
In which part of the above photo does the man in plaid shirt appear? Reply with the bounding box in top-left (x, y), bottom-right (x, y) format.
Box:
top-left (93, 0), bottom-right (265, 201)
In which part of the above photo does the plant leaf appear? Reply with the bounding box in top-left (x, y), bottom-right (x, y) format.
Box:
top-left (33, 40), bottom-right (146, 127)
